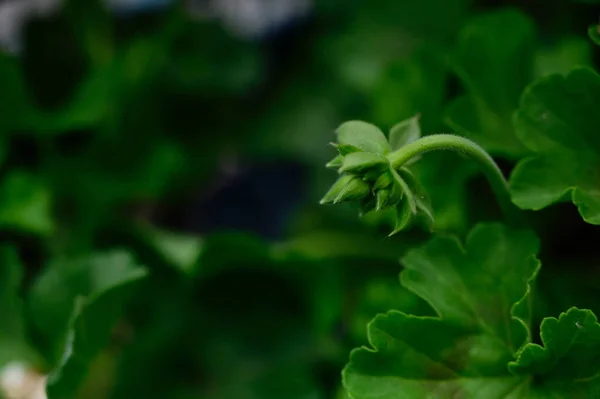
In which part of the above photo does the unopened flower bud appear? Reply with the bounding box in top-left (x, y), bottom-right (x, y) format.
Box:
top-left (320, 174), bottom-right (370, 205)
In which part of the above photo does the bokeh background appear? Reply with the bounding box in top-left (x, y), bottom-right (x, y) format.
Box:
top-left (0, 0), bottom-right (599, 398)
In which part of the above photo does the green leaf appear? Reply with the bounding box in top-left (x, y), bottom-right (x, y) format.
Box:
top-left (509, 68), bottom-right (600, 224)
top-left (335, 121), bottom-right (391, 155)
top-left (0, 247), bottom-right (39, 369)
top-left (345, 312), bottom-right (527, 399)
top-left (388, 115), bottom-right (421, 151)
top-left (343, 223), bottom-right (541, 398)
top-left (445, 9), bottom-right (533, 156)
top-left (0, 53), bottom-right (35, 136)
top-left (510, 308), bottom-right (600, 378)
top-left (27, 251), bottom-right (147, 397)
top-left (273, 230), bottom-right (418, 262)
top-left (410, 152), bottom-right (478, 233)
top-left (165, 20), bottom-right (264, 95)
top-left (401, 224), bottom-right (539, 342)
top-left (509, 307), bottom-right (600, 396)
top-left (63, 0), bottom-right (114, 68)
top-left (534, 37), bottom-right (592, 78)
top-left (589, 25), bottom-right (600, 46)
top-left (139, 224), bottom-right (204, 276)
top-left (34, 65), bottom-right (118, 133)
top-left (0, 171), bottom-right (54, 236)
top-left (340, 152), bottom-right (387, 174)
top-left (369, 46), bottom-right (447, 134)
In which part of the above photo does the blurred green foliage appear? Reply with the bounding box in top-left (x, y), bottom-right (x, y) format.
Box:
top-left (0, 0), bottom-right (598, 398)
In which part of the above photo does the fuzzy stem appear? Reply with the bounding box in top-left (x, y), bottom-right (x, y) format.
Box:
top-left (387, 134), bottom-right (522, 225)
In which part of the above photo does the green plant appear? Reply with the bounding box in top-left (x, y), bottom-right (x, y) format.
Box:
top-left (320, 116), bottom-right (520, 234)
top-left (320, 24), bottom-right (600, 399)
top-left (0, 2), bottom-right (599, 399)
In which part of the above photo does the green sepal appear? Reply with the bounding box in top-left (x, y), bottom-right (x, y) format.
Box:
top-left (390, 168), bottom-right (417, 215)
top-left (340, 152), bottom-right (388, 174)
top-left (320, 174), bottom-right (370, 205)
top-left (400, 167), bottom-right (435, 230)
top-left (331, 142), bottom-right (362, 156)
top-left (336, 121), bottom-right (392, 155)
top-left (326, 154), bottom-right (344, 169)
top-left (388, 198), bottom-right (413, 236)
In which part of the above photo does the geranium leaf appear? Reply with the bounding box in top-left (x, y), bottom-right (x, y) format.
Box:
top-left (445, 9), bottom-right (534, 157)
top-left (0, 247), bottom-right (39, 369)
top-left (343, 223), bottom-right (541, 398)
top-left (27, 251), bottom-right (147, 398)
top-left (534, 37), bottom-right (593, 78)
top-left (509, 307), bottom-right (600, 397)
top-left (509, 67), bottom-right (600, 224)
top-left (0, 171), bottom-right (54, 236)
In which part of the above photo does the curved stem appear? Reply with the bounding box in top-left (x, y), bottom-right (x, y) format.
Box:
top-left (387, 134), bottom-right (522, 225)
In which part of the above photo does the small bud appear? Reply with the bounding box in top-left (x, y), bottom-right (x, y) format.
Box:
top-left (320, 174), bottom-right (370, 205)
top-left (373, 172), bottom-right (393, 190)
top-left (339, 152), bottom-right (387, 174)
top-left (326, 154), bottom-right (343, 169)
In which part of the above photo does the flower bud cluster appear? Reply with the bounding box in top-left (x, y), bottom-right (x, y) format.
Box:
top-left (320, 117), bottom-right (434, 235)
